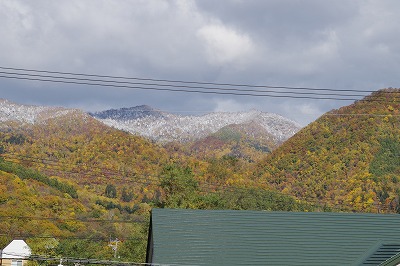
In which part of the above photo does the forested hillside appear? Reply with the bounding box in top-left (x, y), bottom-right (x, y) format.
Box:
top-left (0, 112), bottom-right (162, 261)
top-left (0, 158), bottom-right (150, 261)
top-left (0, 107), bottom-right (310, 262)
top-left (0, 89), bottom-right (398, 262)
top-left (187, 122), bottom-right (278, 161)
top-left (254, 88), bottom-right (400, 212)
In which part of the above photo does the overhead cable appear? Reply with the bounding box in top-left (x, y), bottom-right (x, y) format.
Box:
top-left (1, 66), bottom-right (399, 102)
top-left (0, 74), bottom-right (366, 101)
top-left (0, 70), bottom-right (369, 98)
top-left (3, 252), bottom-right (152, 266)
top-left (0, 214), bottom-right (145, 224)
top-left (0, 66), bottom-right (379, 93)
top-left (2, 154), bottom-right (397, 212)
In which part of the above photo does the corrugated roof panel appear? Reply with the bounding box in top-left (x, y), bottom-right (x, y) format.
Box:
top-left (363, 244), bottom-right (400, 265)
top-left (149, 209), bottom-right (400, 266)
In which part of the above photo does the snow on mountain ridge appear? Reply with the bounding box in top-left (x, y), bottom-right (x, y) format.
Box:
top-left (0, 99), bottom-right (76, 124)
top-left (90, 105), bottom-right (164, 120)
top-left (0, 99), bottom-right (301, 144)
top-left (93, 107), bottom-right (302, 143)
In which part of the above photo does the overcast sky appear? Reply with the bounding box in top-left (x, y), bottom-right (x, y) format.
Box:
top-left (0, 0), bottom-right (399, 126)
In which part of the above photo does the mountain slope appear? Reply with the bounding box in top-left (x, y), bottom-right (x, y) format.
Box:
top-left (0, 101), bottom-right (170, 260)
top-left (0, 100), bottom-right (310, 261)
top-left (90, 107), bottom-right (301, 144)
top-left (0, 99), bottom-right (265, 194)
top-left (188, 122), bottom-right (278, 161)
top-left (0, 100), bottom-right (177, 207)
top-left (254, 88), bottom-right (400, 212)
top-left (0, 158), bottom-right (149, 260)
top-left (0, 98), bottom-right (76, 125)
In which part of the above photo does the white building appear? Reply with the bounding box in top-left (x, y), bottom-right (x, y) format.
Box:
top-left (1, 240), bottom-right (31, 266)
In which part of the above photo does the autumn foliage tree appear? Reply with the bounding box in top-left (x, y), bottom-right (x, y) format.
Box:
top-left (159, 163), bottom-right (199, 208)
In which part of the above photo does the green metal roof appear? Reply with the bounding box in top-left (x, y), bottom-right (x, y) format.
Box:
top-left (362, 244), bottom-right (400, 265)
top-left (147, 208), bottom-right (400, 266)
top-left (379, 251), bottom-right (400, 266)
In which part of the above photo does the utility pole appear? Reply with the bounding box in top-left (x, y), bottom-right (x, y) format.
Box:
top-left (108, 237), bottom-right (120, 258)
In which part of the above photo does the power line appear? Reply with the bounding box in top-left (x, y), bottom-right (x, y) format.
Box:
top-left (0, 66), bottom-right (380, 93)
top-left (1, 154), bottom-right (397, 213)
top-left (1, 153), bottom-right (160, 185)
top-left (4, 152), bottom-right (400, 204)
top-left (0, 70), bottom-right (371, 98)
top-left (0, 74), bottom-right (367, 101)
top-left (0, 153), bottom-right (236, 192)
top-left (0, 153), bottom-right (286, 201)
top-left (0, 233), bottom-right (143, 242)
top-left (1, 66), bottom-right (399, 102)
top-left (324, 113), bottom-right (400, 117)
top-left (3, 252), bottom-right (153, 266)
top-left (0, 215), bottom-right (145, 224)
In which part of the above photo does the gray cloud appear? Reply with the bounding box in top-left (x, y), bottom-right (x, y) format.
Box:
top-left (0, 0), bottom-right (399, 126)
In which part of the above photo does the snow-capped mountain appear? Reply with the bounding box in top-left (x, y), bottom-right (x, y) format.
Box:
top-left (89, 105), bottom-right (164, 120)
top-left (0, 99), bottom-right (302, 146)
top-left (90, 106), bottom-right (302, 143)
top-left (0, 99), bottom-right (78, 125)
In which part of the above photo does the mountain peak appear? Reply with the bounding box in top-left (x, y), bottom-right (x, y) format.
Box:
top-left (90, 106), bottom-right (302, 144)
top-left (90, 105), bottom-right (164, 121)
